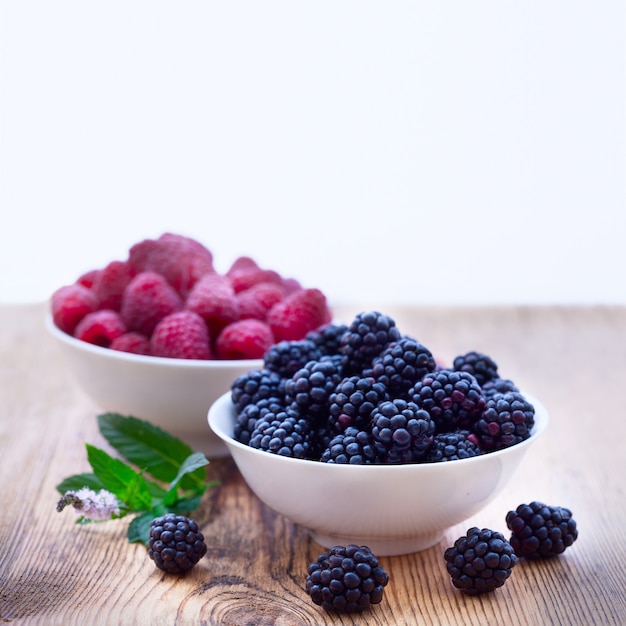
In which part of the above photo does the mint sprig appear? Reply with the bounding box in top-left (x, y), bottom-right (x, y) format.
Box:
top-left (56, 413), bottom-right (217, 546)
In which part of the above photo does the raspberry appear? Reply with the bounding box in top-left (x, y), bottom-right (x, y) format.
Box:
top-left (236, 282), bottom-right (285, 321)
top-left (452, 351), bottom-right (499, 386)
top-left (230, 267), bottom-right (283, 293)
top-left (147, 513), bottom-right (207, 574)
top-left (51, 283), bottom-right (98, 334)
top-left (92, 260), bottom-right (134, 311)
top-left (444, 527), bottom-right (518, 595)
top-left (121, 271), bottom-right (183, 337)
top-left (340, 311), bottom-right (402, 376)
top-left (231, 368), bottom-right (285, 413)
top-left (76, 268), bottom-right (101, 289)
top-left (150, 311), bottom-right (212, 360)
top-left (225, 255), bottom-right (259, 277)
top-left (263, 339), bottom-right (323, 378)
top-left (328, 375), bottom-right (389, 433)
top-left (74, 310), bottom-right (127, 347)
top-left (320, 426), bottom-right (381, 464)
top-left (267, 288), bottom-right (331, 342)
top-left (506, 502), bottom-right (578, 558)
top-left (109, 332), bottom-right (152, 355)
top-left (426, 430), bottom-right (482, 462)
top-left (305, 545), bottom-right (389, 613)
top-left (128, 232), bottom-right (214, 298)
top-left (215, 319), bottom-right (274, 360)
top-left (185, 273), bottom-right (240, 335)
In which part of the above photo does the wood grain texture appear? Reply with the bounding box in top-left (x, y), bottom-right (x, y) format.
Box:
top-left (1, 303), bottom-right (625, 625)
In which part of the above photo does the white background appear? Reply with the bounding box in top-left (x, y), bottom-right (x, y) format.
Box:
top-left (1, 1), bottom-right (624, 307)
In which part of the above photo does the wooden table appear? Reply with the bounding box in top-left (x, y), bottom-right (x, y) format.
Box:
top-left (1, 303), bottom-right (625, 625)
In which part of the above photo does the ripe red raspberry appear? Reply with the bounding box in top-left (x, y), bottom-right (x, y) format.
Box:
top-left (150, 311), bottom-right (212, 360)
top-left (185, 273), bottom-right (240, 335)
top-left (121, 271), bottom-right (183, 337)
top-left (51, 284), bottom-right (98, 334)
top-left (215, 319), bottom-right (274, 359)
top-left (110, 332), bottom-right (152, 355)
top-left (230, 268), bottom-right (283, 294)
top-left (93, 260), bottom-right (134, 311)
top-left (226, 255), bottom-right (260, 277)
top-left (74, 310), bottom-right (127, 347)
top-left (76, 268), bottom-right (102, 289)
top-left (128, 233), bottom-right (214, 298)
top-left (266, 288), bottom-right (331, 342)
top-left (236, 282), bottom-right (285, 321)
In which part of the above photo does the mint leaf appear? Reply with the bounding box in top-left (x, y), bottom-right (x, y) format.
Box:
top-left (56, 472), bottom-right (105, 494)
top-left (163, 452), bottom-right (210, 505)
top-left (97, 413), bottom-right (207, 489)
top-left (127, 509), bottom-right (165, 545)
top-left (86, 444), bottom-right (153, 511)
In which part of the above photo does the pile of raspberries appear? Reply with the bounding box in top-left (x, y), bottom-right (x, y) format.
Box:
top-left (50, 232), bottom-right (332, 360)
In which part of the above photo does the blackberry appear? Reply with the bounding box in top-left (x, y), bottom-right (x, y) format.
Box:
top-left (340, 311), bottom-right (402, 376)
top-left (148, 514), bottom-right (207, 574)
top-left (410, 369), bottom-right (486, 432)
top-left (481, 377), bottom-right (519, 399)
top-left (452, 351), bottom-right (499, 386)
top-left (248, 406), bottom-right (314, 458)
top-left (426, 430), bottom-right (482, 463)
top-left (231, 368), bottom-right (284, 413)
top-left (234, 396), bottom-right (285, 445)
top-left (474, 391), bottom-right (535, 451)
top-left (305, 544), bottom-right (389, 613)
top-left (284, 357), bottom-right (342, 424)
top-left (327, 375), bottom-right (389, 433)
top-left (263, 339), bottom-right (323, 378)
top-left (306, 323), bottom-right (349, 356)
top-left (506, 502), bottom-right (578, 558)
top-left (444, 527), bottom-right (518, 595)
top-left (370, 337), bottom-right (437, 398)
top-left (320, 426), bottom-right (381, 464)
top-left (371, 398), bottom-right (435, 464)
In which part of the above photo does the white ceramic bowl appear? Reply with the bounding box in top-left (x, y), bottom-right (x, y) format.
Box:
top-left (208, 391), bottom-right (548, 556)
top-left (46, 316), bottom-right (263, 457)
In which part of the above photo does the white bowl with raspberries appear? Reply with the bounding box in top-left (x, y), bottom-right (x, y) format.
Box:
top-left (47, 233), bottom-right (332, 456)
top-left (208, 310), bottom-right (549, 556)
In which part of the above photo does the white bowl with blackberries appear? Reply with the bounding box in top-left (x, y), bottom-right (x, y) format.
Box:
top-left (209, 310), bottom-right (550, 557)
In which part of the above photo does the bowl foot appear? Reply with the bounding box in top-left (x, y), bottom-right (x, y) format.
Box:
top-left (309, 529), bottom-right (444, 557)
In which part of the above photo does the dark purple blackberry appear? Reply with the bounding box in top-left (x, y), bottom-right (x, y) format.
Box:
top-left (444, 527), bottom-right (518, 595)
top-left (230, 368), bottom-right (284, 413)
top-left (452, 351), bottom-right (499, 386)
top-left (305, 544), bottom-right (389, 613)
top-left (370, 398), bottom-right (435, 464)
top-left (234, 396), bottom-right (285, 445)
top-left (284, 357), bottom-right (342, 424)
top-left (327, 376), bottom-right (389, 433)
top-left (263, 339), bottom-right (323, 378)
top-left (248, 406), bottom-right (314, 458)
top-left (481, 377), bottom-right (520, 399)
top-left (426, 430), bottom-right (482, 462)
top-left (410, 369), bottom-right (486, 432)
top-left (306, 323), bottom-right (349, 356)
top-left (148, 514), bottom-right (207, 574)
top-left (340, 311), bottom-right (402, 376)
top-left (320, 426), bottom-right (382, 464)
top-left (506, 502), bottom-right (578, 558)
top-left (474, 391), bottom-right (535, 451)
top-left (370, 337), bottom-right (437, 398)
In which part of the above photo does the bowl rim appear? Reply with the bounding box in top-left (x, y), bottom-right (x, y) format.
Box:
top-left (45, 314), bottom-right (264, 369)
top-left (208, 390), bottom-right (549, 471)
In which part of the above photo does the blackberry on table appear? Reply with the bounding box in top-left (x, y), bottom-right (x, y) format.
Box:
top-left (148, 514), bottom-right (207, 574)
top-left (327, 375), bottom-right (389, 434)
top-left (474, 391), bottom-right (535, 451)
top-left (320, 426), bottom-right (382, 464)
top-left (234, 396), bottom-right (285, 445)
top-left (263, 339), bottom-right (323, 378)
top-left (452, 351), bottom-right (499, 386)
top-left (371, 398), bottom-right (435, 464)
top-left (410, 369), bottom-right (486, 432)
top-left (231, 368), bottom-right (284, 413)
top-left (506, 502), bottom-right (578, 558)
top-left (444, 527), bottom-right (518, 595)
top-left (370, 337), bottom-right (436, 398)
top-left (340, 311), bottom-right (402, 376)
top-left (426, 430), bottom-right (482, 462)
top-left (305, 544), bottom-right (389, 613)
top-left (306, 323), bottom-right (349, 356)
top-left (248, 406), bottom-right (314, 458)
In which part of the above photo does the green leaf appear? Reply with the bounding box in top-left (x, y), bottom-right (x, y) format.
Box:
top-left (127, 509), bottom-right (165, 546)
top-left (163, 452), bottom-right (210, 505)
top-left (86, 444), bottom-right (153, 511)
top-left (56, 472), bottom-right (105, 494)
top-left (97, 413), bottom-right (207, 489)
